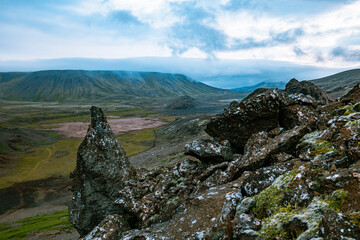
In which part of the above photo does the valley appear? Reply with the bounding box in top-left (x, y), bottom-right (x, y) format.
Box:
top-left (0, 88), bottom-right (238, 239)
top-left (0, 68), bottom-right (359, 239)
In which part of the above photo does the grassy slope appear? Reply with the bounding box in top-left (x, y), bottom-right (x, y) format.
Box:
top-left (0, 210), bottom-right (73, 240)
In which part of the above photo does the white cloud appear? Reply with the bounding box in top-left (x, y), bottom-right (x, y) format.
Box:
top-left (1, 0), bottom-right (360, 68)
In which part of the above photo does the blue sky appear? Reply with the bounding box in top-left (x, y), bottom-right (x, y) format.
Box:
top-left (0, 0), bottom-right (359, 87)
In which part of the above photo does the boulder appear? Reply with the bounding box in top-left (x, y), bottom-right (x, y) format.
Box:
top-left (341, 83), bottom-right (360, 103)
top-left (205, 89), bottom-right (317, 150)
top-left (184, 139), bottom-right (234, 163)
top-left (285, 78), bottom-right (333, 105)
top-left (240, 162), bottom-right (295, 197)
top-left (219, 125), bottom-right (311, 183)
top-left (69, 106), bottom-right (135, 236)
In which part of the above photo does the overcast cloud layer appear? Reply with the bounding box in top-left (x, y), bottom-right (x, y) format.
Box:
top-left (0, 0), bottom-right (360, 69)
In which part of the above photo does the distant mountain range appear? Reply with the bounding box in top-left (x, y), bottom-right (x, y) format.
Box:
top-left (228, 69), bottom-right (360, 98)
top-left (310, 69), bottom-right (360, 98)
top-left (0, 70), bottom-right (230, 101)
top-left (228, 81), bottom-right (287, 93)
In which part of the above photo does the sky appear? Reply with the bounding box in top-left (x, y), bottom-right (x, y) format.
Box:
top-left (0, 0), bottom-right (360, 87)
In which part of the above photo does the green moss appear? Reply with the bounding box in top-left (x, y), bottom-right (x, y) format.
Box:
top-left (253, 185), bottom-right (285, 218)
top-left (346, 120), bottom-right (360, 127)
top-left (252, 170), bottom-right (301, 219)
top-left (326, 189), bottom-right (348, 212)
top-left (0, 210), bottom-right (73, 240)
top-left (258, 203), bottom-right (302, 239)
top-left (348, 212), bottom-right (360, 226)
top-left (166, 196), bottom-right (180, 206)
top-left (310, 139), bottom-right (334, 157)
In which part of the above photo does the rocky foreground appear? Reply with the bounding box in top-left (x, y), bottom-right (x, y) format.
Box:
top-left (69, 80), bottom-right (360, 239)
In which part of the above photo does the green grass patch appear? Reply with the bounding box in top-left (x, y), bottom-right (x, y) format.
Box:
top-left (0, 209), bottom-right (73, 240)
top-left (117, 127), bottom-right (160, 156)
top-left (326, 189), bottom-right (348, 212)
top-left (0, 139), bottom-right (80, 189)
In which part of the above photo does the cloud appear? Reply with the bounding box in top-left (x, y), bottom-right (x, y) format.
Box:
top-left (166, 2), bottom-right (226, 57)
top-left (110, 10), bottom-right (142, 25)
top-left (331, 47), bottom-right (360, 62)
top-left (0, 0), bottom-right (360, 69)
top-left (293, 46), bottom-right (306, 56)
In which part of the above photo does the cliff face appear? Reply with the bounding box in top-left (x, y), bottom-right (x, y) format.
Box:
top-left (70, 84), bottom-right (360, 239)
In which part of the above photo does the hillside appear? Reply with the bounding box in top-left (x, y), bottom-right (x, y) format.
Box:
top-left (0, 70), bottom-right (229, 101)
top-left (229, 81), bottom-right (286, 93)
top-left (310, 69), bottom-right (360, 98)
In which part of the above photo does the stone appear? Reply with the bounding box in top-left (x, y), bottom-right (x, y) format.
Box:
top-left (240, 162), bottom-right (295, 197)
top-left (219, 125), bottom-right (311, 183)
top-left (228, 100), bottom-right (238, 109)
top-left (206, 89), bottom-right (317, 150)
top-left (184, 139), bottom-right (234, 163)
top-left (285, 78), bottom-right (333, 105)
top-left (232, 213), bottom-right (261, 239)
top-left (81, 214), bottom-right (130, 240)
top-left (69, 106), bottom-right (135, 236)
top-left (341, 83), bottom-right (360, 103)
top-left (206, 89), bottom-right (283, 150)
top-left (319, 210), bottom-right (360, 240)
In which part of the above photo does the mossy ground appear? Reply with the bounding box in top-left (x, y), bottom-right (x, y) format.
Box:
top-left (0, 210), bottom-right (73, 240)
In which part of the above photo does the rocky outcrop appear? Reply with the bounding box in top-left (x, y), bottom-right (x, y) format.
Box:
top-left (71, 83), bottom-right (360, 240)
top-left (285, 78), bottom-right (334, 105)
top-left (69, 106), bottom-right (135, 236)
top-left (205, 89), bottom-right (317, 150)
top-left (341, 83), bottom-right (360, 103)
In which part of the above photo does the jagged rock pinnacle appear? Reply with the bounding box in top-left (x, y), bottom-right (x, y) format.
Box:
top-left (69, 106), bottom-right (135, 236)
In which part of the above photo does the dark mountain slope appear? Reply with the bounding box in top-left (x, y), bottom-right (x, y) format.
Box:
top-left (0, 70), bottom-right (229, 101)
top-left (310, 69), bottom-right (360, 98)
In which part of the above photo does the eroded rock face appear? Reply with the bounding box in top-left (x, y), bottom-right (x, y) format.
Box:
top-left (285, 78), bottom-right (333, 105)
top-left (205, 89), bottom-right (317, 150)
top-left (69, 106), bottom-right (135, 236)
top-left (219, 125), bottom-right (310, 183)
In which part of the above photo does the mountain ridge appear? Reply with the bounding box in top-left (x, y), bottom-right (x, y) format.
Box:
top-left (309, 68), bottom-right (360, 98)
top-left (0, 70), bottom-right (230, 102)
